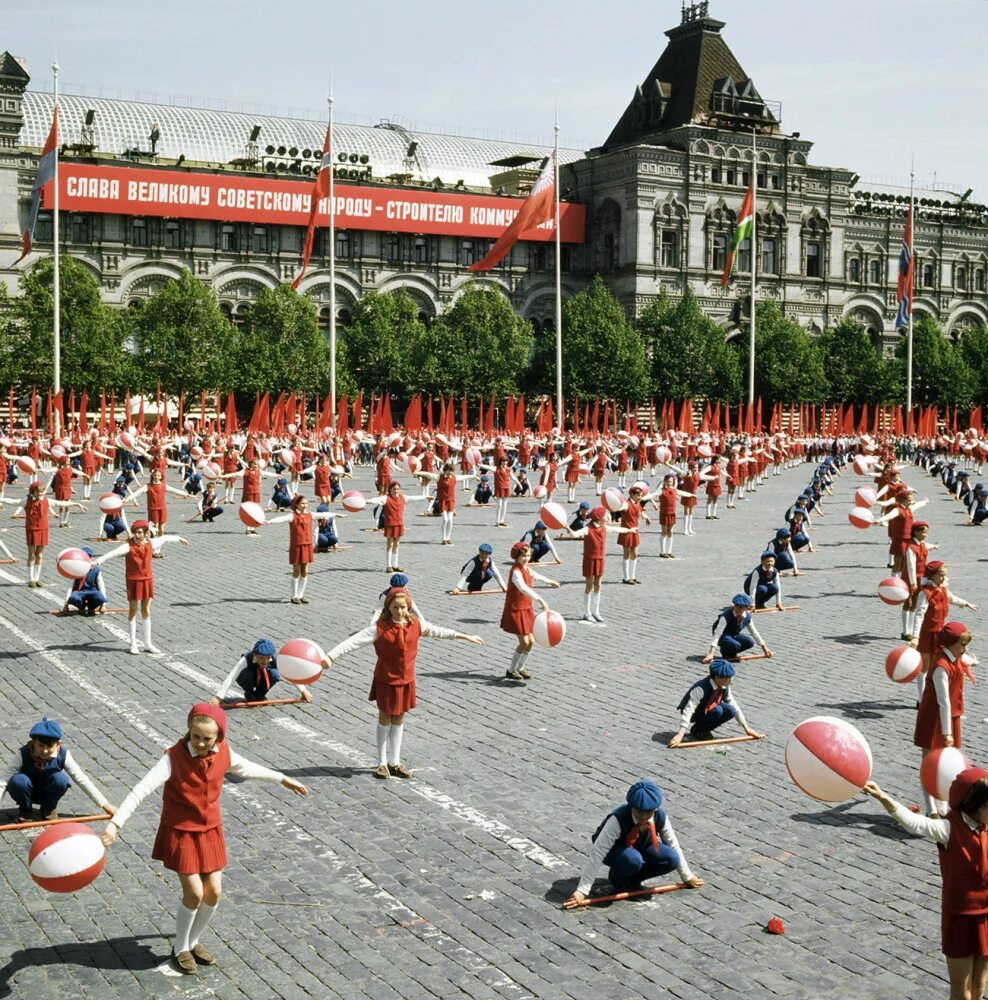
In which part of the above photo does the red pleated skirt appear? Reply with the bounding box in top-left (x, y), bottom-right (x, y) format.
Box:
top-left (289, 542), bottom-right (314, 565)
top-left (152, 823), bottom-right (227, 874)
top-left (126, 579), bottom-right (154, 601)
top-left (660, 513), bottom-right (677, 527)
top-left (500, 606), bottom-right (535, 637)
top-left (943, 911), bottom-right (988, 957)
top-left (384, 524), bottom-right (404, 539)
top-left (369, 678), bottom-right (415, 714)
top-left (26, 528), bottom-right (48, 548)
top-left (582, 556), bottom-right (605, 578)
top-left (619, 532), bottom-right (640, 549)
top-left (148, 507), bottom-right (166, 525)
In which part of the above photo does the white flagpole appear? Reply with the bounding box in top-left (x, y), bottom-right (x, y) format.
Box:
top-left (748, 127), bottom-right (757, 408)
top-left (553, 116), bottom-right (563, 427)
top-left (905, 157), bottom-right (914, 416)
top-left (328, 85), bottom-right (336, 424)
top-left (52, 61), bottom-right (61, 435)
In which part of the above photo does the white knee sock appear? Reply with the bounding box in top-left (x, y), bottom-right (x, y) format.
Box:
top-left (291, 577), bottom-right (300, 599)
top-left (508, 650), bottom-right (520, 672)
top-left (297, 576), bottom-right (307, 598)
top-left (711, 500), bottom-right (718, 516)
top-left (376, 723), bottom-right (389, 766)
top-left (667, 534), bottom-right (675, 554)
top-left (174, 902), bottom-right (197, 955)
top-left (128, 619), bottom-right (137, 647)
top-left (567, 487), bottom-right (575, 502)
top-left (387, 724), bottom-right (404, 765)
top-left (392, 542), bottom-right (400, 565)
top-left (622, 558), bottom-right (630, 580)
top-left (516, 651), bottom-right (530, 673)
top-left (83, 483), bottom-right (92, 499)
top-left (592, 591), bottom-right (602, 616)
top-left (630, 558), bottom-right (637, 579)
top-left (584, 592), bottom-right (592, 617)
top-left (143, 618), bottom-right (154, 648)
top-left (188, 900), bottom-right (217, 949)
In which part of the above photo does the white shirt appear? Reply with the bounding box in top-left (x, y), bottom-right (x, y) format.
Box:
top-left (0, 747), bottom-right (107, 809)
top-left (679, 683), bottom-right (748, 732)
top-left (327, 619), bottom-right (464, 662)
top-left (576, 813), bottom-right (694, 896)
top-left (889, 802), bottom-right (981, 846)
top-left (110, 742), bottom-right (284, 830)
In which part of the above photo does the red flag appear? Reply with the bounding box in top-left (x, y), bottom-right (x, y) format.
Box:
top-left (291, 126), bottom-right (331, 290)
top-left (19, 103), bottom-right (58, 262)
top-left (516, 396), bottom-right (525, 434)
top-left (225, 392), bottom-right (237, 434)
top-left (545, 400), bottom-right (554, 433)
top-left (467, 154), bottom-right (555, 272)
top-left (486, 395), bottom-right (496, 436)
top-left (352, 393), bottom-right (363, 430)
top-left (108, 390), bottom-right (116, 434)
top-left (755, 397), bottom-right (762, 433)
top-left (711, 401), bottom-right (721, 433)
top-left (178, 390), bottom-right (185, 432)
top-left (971, 406), bottom-right (983, 434)
top-left (460, 396), bottom-right (467, 436)
top-left (478, 398), bottom-right (485, 435)
top-left (700, 402), bottom-right (711, 432)
top-left (79, 391), bottom-right (88, 432)
top-left (426, 396), bottom-right (434, 432)
top-left (53, 389), bottom-right (65, 435)
top-left (382, 394), bottom-right (393, 434)
top-left (8, 386), bottom-right (15, 433)
top-left (336, 394), bottom-right (349, 434)
top-left (299, 393), bottom-right (307, 434)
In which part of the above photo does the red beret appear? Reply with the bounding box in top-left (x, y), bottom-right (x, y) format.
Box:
top-left (911, 521), bottom-right (930, 531)
top-left (925, 560), bottom-right (945, 575)
top-left (591, 506), bottom-right (607, 520)
top-left (131, 519), bottom-right (150, 531)
top-left (949, 767), bottom-right (988, 810)
top-left (187, 702), bottom-right (227, 742)
top-left (510, 541), bottom-right (529, 558)
top-left (939, 621), bottom-right (969, 645)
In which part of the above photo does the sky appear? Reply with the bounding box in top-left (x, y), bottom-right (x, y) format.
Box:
top-left (7, 0), bottom-right (988, 201)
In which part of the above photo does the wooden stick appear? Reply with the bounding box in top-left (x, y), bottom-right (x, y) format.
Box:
top-left (568, 882), bottom-right (688, 908)
top-left (224, 696), bottom-right (303, 709)
top-left (448, 589), bottom-right (504, 597)
top-left (754, 606), bottom-right (799, 614)
top-left (0, 812), bottom-right (111, 832)
top-left (736, 652), bottom-right (768, 661)
top-left (672, 734), bottom-right (759, 749)
top-left (48, 608), bottom-right (129, 615)
top-left (0, 558), bottom-right (18, 564)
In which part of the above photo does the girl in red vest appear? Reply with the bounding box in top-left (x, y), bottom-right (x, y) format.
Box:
top-left (500, 541), bottom-right (560, 682)
top-left (101, 703), bottom-right (307, 976)
top-left (618, 484), bottom-right (651, 584)
top-left (132, 469), bottom-right (188, 546)
top-left (47, 457), bottom-right (82, 527)
top-left (268, 495), bottom-right (315, 605)
top-left (911, 562), bottom-right (977, 696)
top-left (864, 767), bottom-right (988, 997)
top-left (703, 461), bottom-right (723, 520)
top-left (653, 473), bottom-right (697, 559)
top-left (902, 520), bottom-right (934, 639)
top-left (368, 480), bottom-right (406, 572)
top-left (490, 456), bottom-right (520, 527)
top-left (97, 519), bottom-right (188, 653)
top-left (436, 464), bottom-right (459, 544)
top-left (6, 481), bottom-right (84, 588)
top-left (326, 588), bottom-right (482, 777)
top-left (567, 505), bottom-right (631, 624)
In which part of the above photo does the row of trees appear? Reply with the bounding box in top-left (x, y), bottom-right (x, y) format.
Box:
top-left (2, 259), bottom-right (986, 406)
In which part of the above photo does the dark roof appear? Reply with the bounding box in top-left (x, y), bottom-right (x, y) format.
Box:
top-left (0, 52), bottom-right (30, 83)
top-left (603, 14), bottom-right (777, 148)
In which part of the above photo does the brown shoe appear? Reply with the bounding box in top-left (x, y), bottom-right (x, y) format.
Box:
top-left (517, 668), bottom-right (532, 680)
top-left (298, 596), bottom-right (310, 604)
top-left (290, 597), bottom-right (301, 605)
top-left (374, 764), bottom-right (390, 779)
top-left (388, 763), bottom-right (414, 778)
top-left (42, 810), bottom-right (58, 821)
top-left (191, 943), bottom-right (216, 966)
top-left (173, 951), bottom-right (198, 975)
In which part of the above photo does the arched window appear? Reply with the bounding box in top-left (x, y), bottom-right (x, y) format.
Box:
top-left (957, 265), bottom-right (968, 289)
top-left (712, 233), bottom-right (727, 271)
top-left (977, 268), bottom-right (986, 292)
top-left (414, 237), bottom-right (428, 263)
top-left (923, 262), bottom-right (935, 287)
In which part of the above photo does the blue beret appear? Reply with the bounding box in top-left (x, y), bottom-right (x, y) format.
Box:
top-left (535, 520), bottom-right (546, 530)
top-left (626, 780), bottom-right (663, 811)
top-left (480, 475), bottom-right (489, 482)
top-left (30, 718), bottom-right (62, 741)
top-left (479, 543), bottom-right (493, 554)
top-left (277, 477), bottom-right (288, 485)
top-left (709, 658), bottom-right (736, 678)
top-left (978, 484), bottom-right (985, 490)
top-left (81, 545), bottom-right (95, 557)
top-left (252, 638), bottom-right (277, 657)
top-left (732, 593), bottom-right (753, 607)
top-left (316, 503), bottom-right (330, 512)
top-left (959, 471), bottom-right (969, 477)
top-left (579, 501), bottom-right (591, 510)
top-left (761, 550), bottom-right (775, 560)
top-left (776, 528), bottom-right (790, 538)
top-left (389, 573), bottom-right (409, 588)
top-left (192, 473), bottom-right (201, 482)
top-left (125, 462), bottom-right (135, 470)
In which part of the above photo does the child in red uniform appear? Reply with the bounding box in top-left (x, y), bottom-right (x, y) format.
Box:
top-left (619, 485), bottom-right (651, 584)
top-left (268, 495), bottom-right (315, 605)
top-left (101, 703), bottom-right (307, 975)
top-left (864, 768), bottom-right (988, 1000)
top-left (6, 481), bottom-right (85, 588)
top-left (132, 469), bottom-right (187, 547)
top-left (653, 473), bottom-right (697, 558)
top-left (46, 456), bottom-right (82, 527)
top-left (567, 505), bottom-right (631, 624)
top-left (326, 589), bottom-right (482, 776)
top-left (96, 519), bottom-right (188, 654)
top-left (911, 562), bottom-right (977, 695)
top-left (368, 481), bottom-right (406, 571)
top-left (499, 541), bottom-right (561, 682)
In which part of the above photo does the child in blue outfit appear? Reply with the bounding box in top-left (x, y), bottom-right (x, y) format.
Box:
top-left (743, 552), bottom-right (783, 610)
top-left (268, 477), bottom-right (293, 511)
top-left (704, 593), bottom-right (774, 662)
top-left (315, 504), bottom-right (347, 551)
top-left (668, 659), bottom-right (765, 746)
top-left (563, 780), bottom-right (703, 908)
top-left (452, 543), bottom-right (506, 593)
top-left (211, 638), bottom-right (322, 705)
top-left (61, 544), bottom-right (107, 615)
top-left (0, 718), bottom-right (115, 821)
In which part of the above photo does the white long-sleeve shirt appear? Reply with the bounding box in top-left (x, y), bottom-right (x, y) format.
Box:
top-left (455, 559), bottom-right (506, 593)
top-left (913, 584), bottom-right (972, 632)
top-left (508, 566), bottom-right (556, 602)
top-left (576, 813), bottom-right (694, 896)
top-left (110, 742), bottom-right (285, 830)
top-left (326, 619), bottom-right (465, 662)
top-left (678, 683), bottom-right (748, 732)
top-left (214, 656), bottom-right (251, 700)
top-left (888, 802), bottom-right (970, 845)
top-left (0, 748), bottom-right (108, 810)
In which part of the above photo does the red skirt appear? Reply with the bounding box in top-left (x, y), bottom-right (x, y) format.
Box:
top-left (943, 911), bottom-right (988, 957)
top-left (890, 538), bottom-right (908, 557)
top-left (384, 524), bottom-right (404, 539)
top-left (290, 542), bottom-right (314, 566)
top-left (500, 606), bottom-right (535, 637)
top-left (619, 532), bottom-right (640, 549)
top-left (369, 677), bottom-right (415, 714)
top-left (26, 528), bottom-right (48, 548)
top-left (705, 484), bottom-right (722, 498)
top-left (126, 578), bottom-right (154, 601)
top-left (582, 556), bottom-right (605, 578)
top-left (914, 711), bottom-right (961, 750)
top-left (152, 823), bottom-right (227, 874)
top-left (681, 498), bottom-right (697, 511)
top-left (148, 507), bottom-right (166, 524)
top-left (659, 513), bottom-right (677, 527)
top-left (439, 499), bottom-right (455, 512)
top-left (242, 489), bottom-right (261, 504)
top-left (917, 629), bottom-right (939, 655)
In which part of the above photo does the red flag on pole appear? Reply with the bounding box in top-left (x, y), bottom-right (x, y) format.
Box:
top-left (18, 103), bottom-right (58, 262)
top-left (79, 391), bottom-right (88, 432)
top-left (291, 126), bottom-right (331, 290)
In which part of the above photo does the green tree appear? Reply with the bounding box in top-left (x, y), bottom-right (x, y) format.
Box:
top-left (412, 287), bottom-right (533, 399)
top-left (637, 287), bottom-right (742, 402)
top-left (133, 270), bottom-right (239, 391)
top-left (342, 289), bottom-right (426, 396)
top-left (894, 314), bottom-right (974, 406)
top-left (816, 318), bottom-right (886, 404)
top-left (530, 276), bottom-right (648, 401)
top-left (0, 284), bottom-right (23, 388)
top-left (958, 324), bottom-right (988, 404)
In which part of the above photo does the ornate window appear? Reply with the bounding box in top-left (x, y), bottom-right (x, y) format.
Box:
top-left (336, 230), bottom-right (351, 259)
top-left (869, 259), bottom-right (883, 285)
top-left (251, 226), bottom-right (268, 254)
top-left (131, 218), bottom-right (149, 247)
top-left (977, 268), bottom-right (986, 292)
top-left (164, 221), bottom-right (181, 249)
top-left (460, 240), bottom-right (476, 266)
top-left (848, 258), bottom-right (861, 283)
top-left (923, 262), bottom-right (935, 287)
top-left (386, 233), bottom-right (400, 263)
top-left (220, 224), bottom-right (236, 252)
top-left (761, 237), bottom-right (777, 276)
top-left (70, 214), bottom-right (91, 244)
top-left (712, 233), bottom-right (727, 271)
top-left (414, 237), bottom-right (428, 264)
top-left (956, 264), bottom-right (968, 290)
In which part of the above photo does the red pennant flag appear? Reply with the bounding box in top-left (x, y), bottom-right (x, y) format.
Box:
top-left (460, 396), bottom-right (467, 437)
top-left (478, 398), bottom-right (485, 435)
top-left (178, 390), bottom-right (185, 433)
top-left (292, 126), bottom-right (331, 290)
top-left (108, 390), bottom-right (116, 434)
top-left (8, 386), bottom-right (15, 433)
top-left (352, 393), bottom-right (363, 431)
top-left (225, 392), bottom-right (237, 434)
top-left (79, 391), bottom-right (88, 432)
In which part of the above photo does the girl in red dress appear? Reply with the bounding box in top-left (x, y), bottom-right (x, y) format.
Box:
top-left (268, 494), bottom-right (314, 605)
top-left (326, 589), bottom-right (482, 777)
top-left (46, 457), bottom-right (82, 527)
top-left (618, 484), bottom-right (651, 583)
top-left (6, 481), bottom-right (84, 587)
top-left (368, 481), bottom-right (406, 572)
top-left (101, 703), bottom-right (307, 975)
top-left (132, 469), bottom-right (187, 547)
top-left (704, 460), bottom-right (724, 520)
top-left (96, 519), bottom-right (188, 653)
top-left (500, 542), bottom-right (561, 682)
top-left (436, 464), bottom-right (458, 544)
top-left (653, 474), bottom-right (697, 559)
top-left (864, 767), bottom-right (988, 999)
top-left (567, 507), bottom-right (630, 624)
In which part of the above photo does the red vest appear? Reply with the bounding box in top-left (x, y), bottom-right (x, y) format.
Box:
top-left (373, 616), bottom-right (421, 686)
top-left (125, 540), bottom-right (153, 582)
top-left (939, 811), bottom-right (988, 914)
top-left (289, 511), bottom-right (312, 547)
top-left (920, 584), bottom-right (949, 636)
top-left (147, 482), bottom-right (166, 513)
top-left (53, 466), bottom-right (73, 500)
top-left (494, 467), bottom-right (511, 495)
top-left (315, 467), bottom-right (331, 493)
top-left (242, 468), bottom-right (261, 497)
top-left (504, 565), bottom-right (534, 613)
top-left (384, 494), bottom-right (404, 527)
top-left (437, 476), bottom-right (456, 504)
top-left (906, 540), bottom-right (928, 583)
top-left (659, 487), bottom-right (677, 518)
top-left (26, 497), bottom-right (48, 533)
top-left (620, 500), bottom-right (641, 529)
top-left (161, 740), bottom-right (231, 832)
top-left (584, 523), bottom-right (606, 558)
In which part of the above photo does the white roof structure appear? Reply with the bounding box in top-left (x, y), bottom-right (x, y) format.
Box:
top-left (22, 91), bottom-right (584, 190)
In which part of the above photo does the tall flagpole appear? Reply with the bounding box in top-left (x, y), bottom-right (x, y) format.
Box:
top-left (328, 85), bottom-right (336, 423)
top-left (553, 116), bottom-right (563, 426)
top-left (905, 157), bottom-right (914, 416)
top-left (748, 127), bottom-right (757, 407)
top-left (52, 61), bottom-right (61, 435)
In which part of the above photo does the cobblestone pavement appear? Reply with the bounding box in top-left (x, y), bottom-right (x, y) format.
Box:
top-left (0, 457), bottom-right (978, 1000)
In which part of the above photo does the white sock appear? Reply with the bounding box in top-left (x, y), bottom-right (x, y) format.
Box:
top-left (128, 619), bottom-right (137, 647)
top-left (901, 607), bottom-right (910, 634)
top-left (291, 577), bottom-right (300, 599)
top-left (83, 483), bottom-right (92, 499)
top-left (622, 558), bottom-right (630, 580)
top-left (143, 618), bottom-right (154, 648)
top-left (392, 543), bottom-right (400, 565)
top-left (508, 650), bottom-right (520, 672)
top-left (188, 900), bottom-right (217, 949)
top-left (297, 576), bottom-right (307, 598)
top-left (711, 500), bottom-right (718, 516)
top-left (630, 558), bottom-right (637, 579)
top-left (592, 591), bottom-right (602, 616)
top-left (667, 535), bottom-right (674, 554)
top-left (516, 651), bottom-right (530, 673)
top-left (387, 723), bottom-right (404, 765)
top-left (584, 592), bottom-right (592, 617)
top-left (376, 723), bottom-right (389, 766)
top-left (174, 902), bottom-right (197, 956)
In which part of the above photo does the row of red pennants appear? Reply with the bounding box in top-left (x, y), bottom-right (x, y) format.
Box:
top-left (5, 387), bottom-right (981, 439)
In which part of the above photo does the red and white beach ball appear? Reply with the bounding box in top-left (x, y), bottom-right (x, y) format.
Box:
top-left (189, 446), bottom-right (204, 461)
top-left (921, 747), bottom-right (972, 803)
top-left (341, 490), bottom-right (366, 513)
top-left (56, 548), bottom-right (93, 580)
top-left (28, 822), bottom-right (105, 893)
top-left (465, 447), bottom-right (482, 467)
top-left (279, 449), bottom-right (295, 467)
top-left (406, 455), bottom-right (421, 475)
top-left (50, 444), bottom-right (67, 461)
top-left (201, 461), bottom-right (222, 481)
top-left (532, 484), bottom-right (548, 500)
top-left (98, 493), bottom-right (123, 515)
top-left (855, 487), bottom-right (879, 507)
top-left (533, 610), bottom-right (566, 648)
top-left (16, 456), bottom-right (36, 476)
top-left (848, 507), bottom-right (875, 529)
top-left (238, 502), bottom-right (266, 528)
top-left (579, 462), bottom-right (592, 477)
top-left (885, 645), bottom-right (922, 684)
top-left (877, 576), bottom-right (910, 606)
top-left (277, 638), bottom-right (326, 685)
top-left (539, 501), bottom-right (567, 531)
top-left (602, 487), bottom-right (626, 513)
top-left (655, 446), bottom-right (673, 465)
top-left (852, 455), bottom-right (874, 476)
top-left (785, 716), bottom-right (873, 802)
top-left (632, 480), bottom-right (650, 498)
top-left (697, 443), bottom-right (714, 459)
top-left (115, 432), bottom-right (135, 451)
